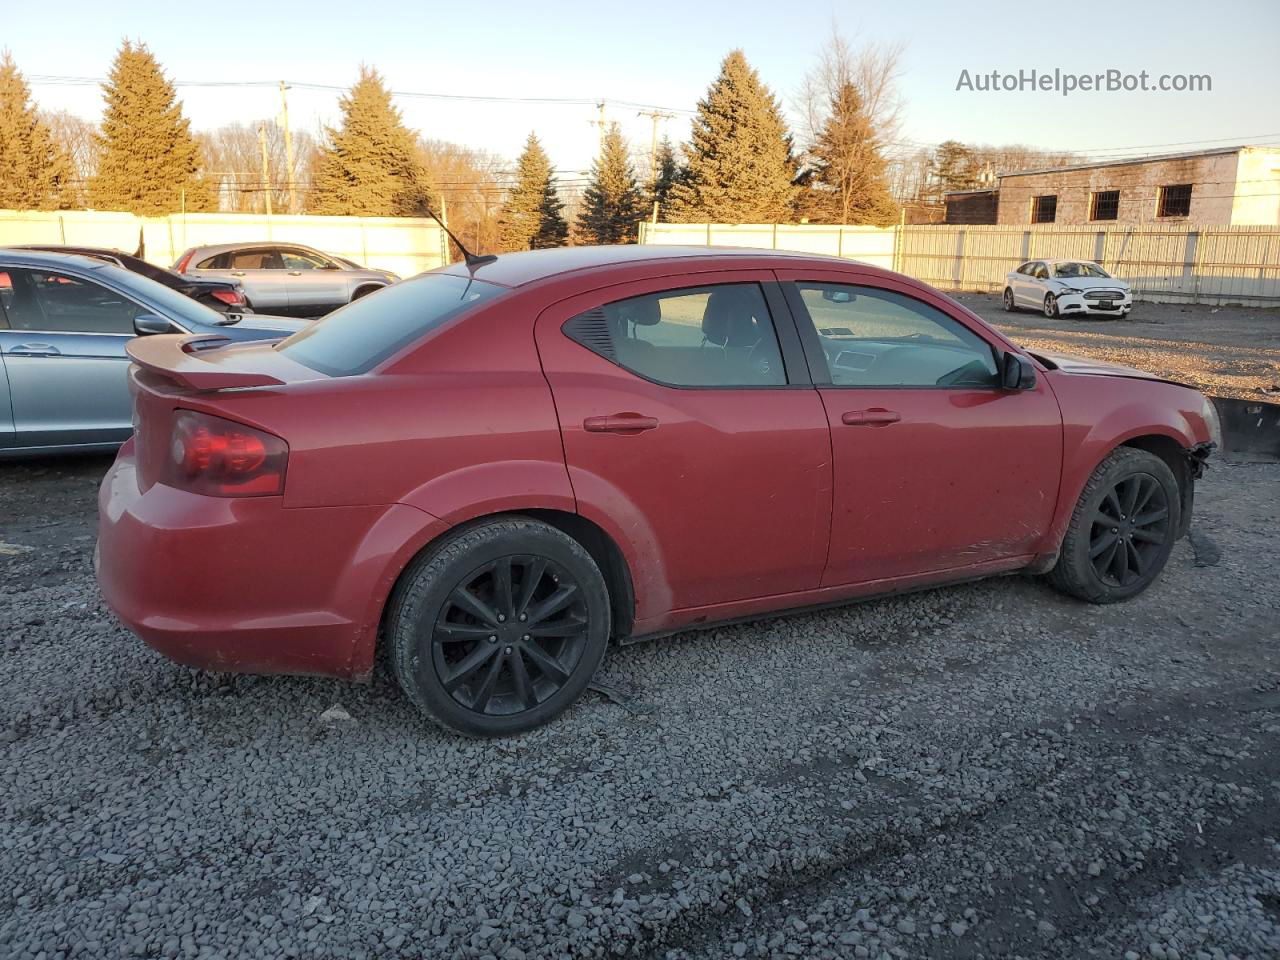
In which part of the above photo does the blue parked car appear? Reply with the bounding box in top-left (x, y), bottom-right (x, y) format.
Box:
top-left (0, 250), bottom-right (306, 456)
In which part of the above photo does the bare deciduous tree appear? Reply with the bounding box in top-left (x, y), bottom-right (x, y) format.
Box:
top-left (40, 110), bottom-right (98, 199)
top-left (199, 122), bottom-right (317, 213)
top-left (417, 138), bottom-right (506, 256)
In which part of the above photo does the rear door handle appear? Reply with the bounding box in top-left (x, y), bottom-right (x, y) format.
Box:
top-left (583, 414), bottom-right (659, 434)
top-left (841, 408), bottom-right (900, 426)
top-left (230, 271), bottom-right (246, 276)
top-left (9, 343), bottom-right (61, 357)
top-left (287, 271), bottom-right (302, 276)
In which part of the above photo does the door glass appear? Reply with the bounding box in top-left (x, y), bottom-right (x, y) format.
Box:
top-left (3, 268), bottom-right (140, 334)
top-left (563, 283), bottom-right (786, 387)
top-left (0, 270), bottom-right (13, 323)
top-left (229, 250), bottom-right (282, 270)
top-left (794, 283), bottom-right (998, 388)
top-left (280, 249), bottom-right (330, 270)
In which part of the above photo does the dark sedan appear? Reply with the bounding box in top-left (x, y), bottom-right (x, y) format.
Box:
top-left (12, 245), bottom-right (253, 313)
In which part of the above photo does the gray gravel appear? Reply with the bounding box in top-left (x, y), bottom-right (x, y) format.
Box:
top-left (1, 453), bottom-right (1278, 960)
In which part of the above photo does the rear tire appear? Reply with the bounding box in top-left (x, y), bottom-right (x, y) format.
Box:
top-left (387, 517), bottom-right (610, 737)
top-left (1047, 448), bottom-right (1181, 603)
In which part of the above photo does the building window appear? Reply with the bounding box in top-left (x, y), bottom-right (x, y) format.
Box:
top-left (1090, 190), bottom-right (1120, 221)
top-left (1157, 184), bottom-right (1193, 218)
top-left (1031, 195), bottom-right (1057, 223)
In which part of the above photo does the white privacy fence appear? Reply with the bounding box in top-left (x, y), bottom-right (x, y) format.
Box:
top-left (0, 210), bottom-right (449, 278)
top-left (639, 221), bottom-right (1280, 307)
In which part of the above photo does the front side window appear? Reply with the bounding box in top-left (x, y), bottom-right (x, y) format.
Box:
top-left (1033, 263), bottom-right (1050, 280)
top-left (792, 283), bottom-right (998, 388)
top-left (563, 283), bottom-right (786, 387)
top-left (1032, 195), bottom-right (1057, 223)
top-left (277, 272), bottom-right (504, 376)
top-left (280, 249), bottom-right (330, 270)
top-left (0, 268), bottom-right (140, 334)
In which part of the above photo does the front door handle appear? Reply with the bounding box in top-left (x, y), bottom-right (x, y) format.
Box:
top-left (583, 413), bottom-right (659, 434)
top-left (841, 408), bottom-right (900, 426)
top-left (9, 343), bottom-right (61, 357)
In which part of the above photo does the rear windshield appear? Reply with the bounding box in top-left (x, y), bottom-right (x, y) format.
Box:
top-left (276, 273), bottom-right (505, 376)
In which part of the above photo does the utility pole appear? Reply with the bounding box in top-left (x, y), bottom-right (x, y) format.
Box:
top-left (636, 109), bottom-right (674, 189)
top-left (589, 101), bottom-right (608, 151)
top-left (258, 124), bottom-right (273, 217)
top-left (278, 81), bottom-right (296, 214)
top-left (637, 110), bottom-right (674, 223)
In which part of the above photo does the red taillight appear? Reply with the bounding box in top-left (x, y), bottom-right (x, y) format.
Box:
top-left (174, 250), bottom-right (195, 273)
top-left (210, 288), bottom-right (245, 306)
top-left (165, 410), bottom-right (287, 497)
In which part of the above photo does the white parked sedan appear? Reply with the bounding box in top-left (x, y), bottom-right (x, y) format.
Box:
top-left (1003, 259), bottom-right (1132, 319)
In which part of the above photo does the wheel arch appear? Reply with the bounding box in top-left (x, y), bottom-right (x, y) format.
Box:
top-left (351, 282), bottom-right (387, 301)
top-left (1120, 433), bottom-right (1194, 538)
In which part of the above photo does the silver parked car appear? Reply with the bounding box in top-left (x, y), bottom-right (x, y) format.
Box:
top-left (0, 250), bottom-right (305, 456)
top-left (174, 242), bottom-right (399, 317)
top-left (1003, 259), bottom-right (1133, 319)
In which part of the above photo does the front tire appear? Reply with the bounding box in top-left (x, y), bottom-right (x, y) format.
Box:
top-left (1043, 293), bottom-right (1059, 318)
top-left (387, 517), bottom-right (610, 736)
top-left (1047, 448), bottom-right (1181, 603)
top-left (1002, 288), bottom-right (1016, 312)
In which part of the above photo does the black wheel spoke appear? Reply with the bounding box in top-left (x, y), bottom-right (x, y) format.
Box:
top-left (450, 586), bottom-right (500, 627)
top-left (470, 654), bottom-right (505, 712)
top-left (521, 641), bottom-right (570, 683)
top-left (515, 557), bottom-right (548, 618)
top-left (1089, 529), bottom-right (1118, 559)
top-left (442, 643), bottom-right (499, 692)
top-left (1121, 477), bottom-right (1141, 517)
top-left (493, 558), bottom-right (515, 619)
top-left (1132, 477), bottom-right (1157, 516)
top-left (1134, 507), bottom-right (1168, 527)
top-left (1132, 527), bottom-right (1163, 544)
top-left (510, 651), bottom-right (537, 710)
top-left (526, 583), bottom-right (580, 626)
top-left (1105, 539), bottom-right (1126, 581)
top-left (435, 621), bottom-right (495, 642)
top-left (528, 613), bottom-right (589, 638)
top-left (1126, 540), bottom-right (1145, 577)
top-left (1101, 489), bottom-right (1123, 520)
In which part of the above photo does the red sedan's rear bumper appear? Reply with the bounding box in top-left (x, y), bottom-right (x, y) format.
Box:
top-left (96, 448), bottom-right (449, 679)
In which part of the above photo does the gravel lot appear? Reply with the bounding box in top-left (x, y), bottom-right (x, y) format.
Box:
top-left (960, 294), bottom-right (1280, 402)
top-left (3, 433), bottom-right (1279, 956)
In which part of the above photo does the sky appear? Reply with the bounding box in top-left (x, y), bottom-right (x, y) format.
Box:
top-left (6, 0), bottom-right (1279, 179)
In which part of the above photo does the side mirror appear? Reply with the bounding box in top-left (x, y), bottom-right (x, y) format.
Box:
top-left (133, 314), bottom-right (175, 336)
top-left (1001, 352), bottom-right (1037, 391)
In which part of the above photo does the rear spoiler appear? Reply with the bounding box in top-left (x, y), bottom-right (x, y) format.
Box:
top-left (126, 334), bottom-right (286, 390)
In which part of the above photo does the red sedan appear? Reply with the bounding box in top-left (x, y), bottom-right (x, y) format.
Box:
top-left (97, 246), bottom-right (1220, 736)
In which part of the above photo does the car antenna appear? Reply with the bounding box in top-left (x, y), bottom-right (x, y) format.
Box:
top-left (421, 202), bottom-right (497, 269)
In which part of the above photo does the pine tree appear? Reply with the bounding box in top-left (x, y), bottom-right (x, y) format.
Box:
top-left (929, 140), bottom-right (981, 195)
top-left (497, 133), bottom-right (567, 251)
top-left (0, 54), bottom-right (73, 210)
top-left (649, 137), bottom-right (680, 222)
top-left (668, 50), bottom-right (796, 223)
top-left (87, 42), bottom-right (214, 215)
top-left (309, 67), bottom-right (433, 217)
top-left (577, 124), bottom-right (643, 245)
top-left (803, 81), bottom-right (897, 226)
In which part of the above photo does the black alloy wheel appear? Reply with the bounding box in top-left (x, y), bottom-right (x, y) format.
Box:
top-left (1086, 473), bottom-right (1171, 587)
top-left (388, 517), bottom-right (610, 736)
top-left (1047, 447), bottom-right (1182, 603)
top-left (432, 556), bottom-right (590, 716)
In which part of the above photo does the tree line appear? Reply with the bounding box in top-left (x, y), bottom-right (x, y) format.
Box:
top-left (1, 40), bottom-right (1078, 255)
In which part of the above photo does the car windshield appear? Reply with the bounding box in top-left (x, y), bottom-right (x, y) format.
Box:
top-left (90, 262), bottom-right (226, 328)
top-left (1054, 262), bottom-right (1110, 278)
top-left (276, 272), bottom-right (505, 376)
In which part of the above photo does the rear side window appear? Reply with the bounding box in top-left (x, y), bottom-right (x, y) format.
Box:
top-left (229, 249), bottom-right (282, 270)
top-left (277, 273), bottom-right (504, 376)
top-left (562, 283), bottom-right (786, 387)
